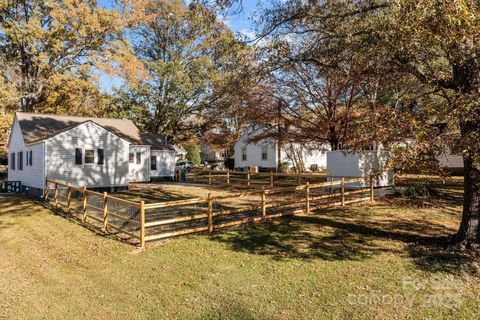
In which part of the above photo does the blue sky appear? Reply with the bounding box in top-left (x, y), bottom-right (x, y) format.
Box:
top-left (97, 0), bottom-right (260, 93)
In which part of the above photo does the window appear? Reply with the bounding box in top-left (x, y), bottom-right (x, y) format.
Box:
top-left (29, 150), bottom-right (33, 166)
top-left (136, 152), bottom-right (141, 164)
top-left (97, 149), bottom-right (104, 165)
top-left (75, 148), bottom-right (83, 165)
top-left (10, 153), bottom-right (15, 170)
top-left (151, 156), bottom-right (157, 171)
top-left (84, 149), bottom-right (94, 164)
top-left (18, 151), bottom-right (23, 171)
top-left (261, 145), bottom-right (268, 161)
top-left (241, 147), bottom-right (247, 161)
top-left (129, 153), bottom-right (134, 164)
top-left (25, 151), bottom-right (28, 166)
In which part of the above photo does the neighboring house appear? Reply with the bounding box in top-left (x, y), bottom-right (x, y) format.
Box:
top-left (172, 144), bottom-right (187, 162)
top-left (200, 140), bottom-right (227, 164)
top-left (233, 127), bottom-right (329, 171)
top-left (7, 112), bottom-right (176, 197)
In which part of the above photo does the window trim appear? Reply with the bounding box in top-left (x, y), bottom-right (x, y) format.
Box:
top-left (150, 155), bottom-right (157, 171)
top-left (261, 145), bottom-right (268, 161)
top-left (241, 146), bottom-right (247, 161)
top-left (84, 149), bottom-right (95, 164)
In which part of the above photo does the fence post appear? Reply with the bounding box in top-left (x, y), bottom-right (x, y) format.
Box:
top-left (207, 193), bottom-right (213, 234)
top-left (341, 178), bottom-right (345, 206)
top-left (270, 172), bottom-right (274, 188)
top-left (227, 171), bottom-right (230, 185)
top-left (370, 175), bottom-right (374, 202)
top-left (44, 177), bottom-right (49, 202)
top-left (66, 183), bottom-right (72, 213)
top-left (82, 187), bottom-right (87, 222)
top-left (103, 192), bottom-right (108, 230)
top-left (306, 182), bottom-right (310, 214)
top-left (247, 171), bottom-right (251, 186)
top-left (54, 180), bottom-right (59, 208)
top-left (193, 172), bottom-right (197, 183)
top-left (208, 171), bottom-right (212, 185)
top-left (261, 187), bottom-right (266, 220)
top-left (140, 201), bottom-right (145, 248)
top-left (297, 173), bottom-right (301, 185)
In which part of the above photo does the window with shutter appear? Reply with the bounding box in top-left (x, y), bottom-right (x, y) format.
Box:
top-left (84, 150), bottom-right (94, 164)
top-left (75, 148), bottom-right (82, 165)
top-left (97, 149), bottom-right (104, 165)
top-left (29, 150), bottom-right (33, 166)
top-left (136, 152), bottom-right (141, 164)
top-left (129, 153), bottom-right (134, 163)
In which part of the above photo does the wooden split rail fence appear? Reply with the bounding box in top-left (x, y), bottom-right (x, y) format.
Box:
top-left (185, 169), bottom-right (361, 188)
top-left (44, 175), bottom-right (376, 248)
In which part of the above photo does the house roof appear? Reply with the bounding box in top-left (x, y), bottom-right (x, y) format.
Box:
top-left (172, 144), bottom-right (187, 155)
top-left (140, 133), bottom-right (175, 151)
top-left (16, 112), bottom-right (144, 145)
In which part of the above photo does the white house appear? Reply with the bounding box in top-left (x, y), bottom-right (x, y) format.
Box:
top-left (233, 127), bottom-right (329, 171)
top-left (7, 113), bottom-right (176, 197)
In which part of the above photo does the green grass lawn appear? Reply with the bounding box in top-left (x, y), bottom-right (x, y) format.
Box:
top-left (1, 184), bottom-right (479, 319)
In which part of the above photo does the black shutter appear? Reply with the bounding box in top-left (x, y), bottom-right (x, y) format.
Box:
top-left (11, 153), bottom-right (15, 170)
top-left (75, 148), bottom-right (82, 165)
top-left (29, 150), bottom-right (33, 166)
top-left (97, 149), bottom-right (104, 165)
top-left (18, 152), bottom-right (23, 170)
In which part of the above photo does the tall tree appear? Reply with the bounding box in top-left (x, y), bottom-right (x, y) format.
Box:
top-left (0, 0), bottom-right (143, 113)
top-left (256, 0), bottom-right (480, 249)
top-left (119, 0), bottom-right (254, 142)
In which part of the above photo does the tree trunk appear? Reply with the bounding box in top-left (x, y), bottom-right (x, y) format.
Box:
top-left (454, 122), bottom-right (480, 248)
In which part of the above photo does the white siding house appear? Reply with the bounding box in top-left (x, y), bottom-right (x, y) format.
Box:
top-left (7, 113), bottom-right (176, 197)
top-left (233, 127), bottom-right (329, 171)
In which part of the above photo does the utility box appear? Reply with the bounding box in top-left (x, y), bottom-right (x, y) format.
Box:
top-left (327, 150), bottom-right (394, 187)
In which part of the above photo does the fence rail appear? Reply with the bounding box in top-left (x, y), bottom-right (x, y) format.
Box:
top-left (185, 169), bottom-right (363, 188)
top-left (44, 178), bottom-right (145, 247)
top-left (44, 174), bottom-right (376, 248)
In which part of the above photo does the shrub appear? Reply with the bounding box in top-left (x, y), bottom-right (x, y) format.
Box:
top-left (405, 181), bottom-right (434, 198)
top-left (185, 143), bottom-right (201, 166)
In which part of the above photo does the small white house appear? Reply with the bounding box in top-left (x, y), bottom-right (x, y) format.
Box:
top-left (233, 127), bottom-right (329, 171)
top-left (7, 112), bottom-right (176, 197)
top-left (327, 150), bottom-right (394, 187)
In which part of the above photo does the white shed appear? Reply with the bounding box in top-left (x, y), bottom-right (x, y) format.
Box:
top-left (327, 150), bottom-right (394, 187)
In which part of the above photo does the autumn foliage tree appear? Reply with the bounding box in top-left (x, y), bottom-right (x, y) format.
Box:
top-left (0, 0), bottom-right (144, 113)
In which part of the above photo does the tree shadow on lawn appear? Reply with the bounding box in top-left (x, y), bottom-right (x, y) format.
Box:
top-left (211, 205), bottom-right (478, 276)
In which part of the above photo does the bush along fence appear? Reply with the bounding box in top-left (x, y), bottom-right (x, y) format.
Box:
top-left (185, 169), bottom-right (355, 188)
top-left (44, 175), bottom-right (376, 248)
